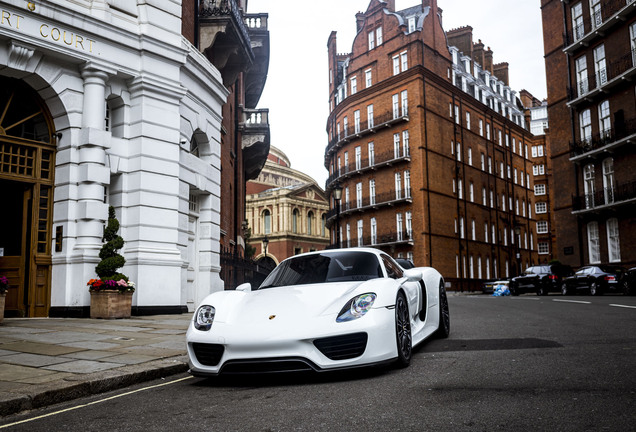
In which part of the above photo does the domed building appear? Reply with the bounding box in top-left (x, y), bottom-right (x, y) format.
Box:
top-left (245, 147), bottom-right (330, 270)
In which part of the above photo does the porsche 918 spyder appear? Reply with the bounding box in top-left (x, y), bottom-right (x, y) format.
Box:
top-left (186, 248), bottom-right (450, 375)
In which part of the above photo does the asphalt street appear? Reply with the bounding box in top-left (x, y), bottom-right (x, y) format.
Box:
top-left (1, 294), bottom-right (635, 431)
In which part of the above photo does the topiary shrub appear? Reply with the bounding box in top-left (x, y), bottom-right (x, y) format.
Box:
top-left (95, 206), bottom-right (128, 283)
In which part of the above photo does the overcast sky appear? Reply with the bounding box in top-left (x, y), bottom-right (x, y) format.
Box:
top-left (247, 0), bottom-right (547, 186)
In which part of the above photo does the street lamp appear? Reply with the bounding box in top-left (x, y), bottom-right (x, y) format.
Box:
top-left (513, 225), bottom-right (521, 276)
top-left (333, 183), bottom-right (343, 248)
top-left (263, 236), bottom-right (269, 258)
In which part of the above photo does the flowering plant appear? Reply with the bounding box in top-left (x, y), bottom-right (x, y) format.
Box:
top-left (0, 276), bottom-right (8, 294)
top-left (87, 278), bottom-right (135, 293)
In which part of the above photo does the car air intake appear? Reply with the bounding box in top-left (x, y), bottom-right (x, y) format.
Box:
top-left (313, 332), bottom-right (368, 360)
top-left (192, 343), bottom-right (224, 366)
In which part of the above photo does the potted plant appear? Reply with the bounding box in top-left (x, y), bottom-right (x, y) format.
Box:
top-left (88, 206), bottom-right (135, 319)
top-left (0, 276), bottom-right (7, 323)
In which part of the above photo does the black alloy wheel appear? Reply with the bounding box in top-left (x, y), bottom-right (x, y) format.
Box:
top-left (395, 292), bottom-right (412, 368)
top-left (561, 282), bottom-right (569, 296)
top-left (435, 281), bottom-right (450, 339)
top-left (623, 280), bottom-right (633, 296)
top-left (537, 282), bottom-right (549, 296)
top-left (590, 281), bottom-right (601, 296)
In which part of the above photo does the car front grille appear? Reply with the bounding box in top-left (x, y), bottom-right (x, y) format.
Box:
top-left (313, 332), bottom-right (368, 360)
top-left (192, 343), bottom-right (224, 366)
top-left (220, 358), bottom-right (317, 374)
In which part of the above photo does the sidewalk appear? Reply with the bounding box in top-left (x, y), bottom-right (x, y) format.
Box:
top-left (0, 314), bottom-right (192, 417)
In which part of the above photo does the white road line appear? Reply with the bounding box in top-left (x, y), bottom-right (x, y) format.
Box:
top-left (0, 375), bottom-right (193, 429)
top-left (552, 299), bottom-right (591, 304)
top-left (610, 304), bottom-right (636, 309)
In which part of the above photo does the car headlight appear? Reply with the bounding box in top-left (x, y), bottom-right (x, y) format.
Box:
top-left (194, 305), bottom-right (215, 331)
top-left (336, 293), bottom-right (376, 322)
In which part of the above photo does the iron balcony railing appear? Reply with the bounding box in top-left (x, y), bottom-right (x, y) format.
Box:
top-left (326, 189), bottom-right (412, 221)
top-left (325, 106), bottom-right (410, 157)
top-left (200, 0), bottom-right (251, 47)
top-left (325, 150), bottom-right (411, 190)
top-left (572, 179), bottom-right (636, 212)
top-left (569, 116), bottom-right (636, 158)
top-left (568, 49), bottom-right (636, 103)
top-left (563, 0), bottom-right (636, 49)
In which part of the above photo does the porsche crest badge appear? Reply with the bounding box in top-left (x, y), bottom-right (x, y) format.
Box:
top-left (269, 315), bottom-right (276, 320)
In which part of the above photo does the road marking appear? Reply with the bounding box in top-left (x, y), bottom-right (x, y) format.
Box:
top-left (610, 304), bottom-right (636, 309)
top-left (0, 375), bottom-right (193, 429)
top-left (552, 299), bottom-right (591, 304)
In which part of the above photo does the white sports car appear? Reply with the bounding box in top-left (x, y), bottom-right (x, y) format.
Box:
top-left (186, 248), bottom-right (450, 376)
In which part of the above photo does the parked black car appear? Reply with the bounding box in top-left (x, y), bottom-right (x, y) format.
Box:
top-left (510, 265), bottom-right (574, 296)
top-left (561, 265), bottom-right (626, 295)
top-left (395, 258), bottom-right (415, 269)
top-left (620, 267), bottom-right (636, 295)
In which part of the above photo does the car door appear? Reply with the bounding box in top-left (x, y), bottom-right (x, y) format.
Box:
top-left (382, 255), bottom-right (420, 319)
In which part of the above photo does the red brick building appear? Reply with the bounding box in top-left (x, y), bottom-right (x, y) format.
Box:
top-left (541, 0), bottom-right (636, 268)
top-left (325, 0), bottom-right (539, 290)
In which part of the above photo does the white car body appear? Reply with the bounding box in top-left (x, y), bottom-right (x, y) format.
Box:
top-left (186, 248), bottom-right (448, 375)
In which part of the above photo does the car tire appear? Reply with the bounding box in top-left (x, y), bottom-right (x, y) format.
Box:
top-left (561, 283), bottom-right (569, 296)
top-left (537, 283), bottom-right (548, 296)
top-left (590, 282), bottom-right (601, 296)
top-left (510, 282), bottom-right (519, 296)
top-left (622, 280), bottom-right (633, 296)
top-left (394, 292), bottom-right (412, 368)
top-left (435, 281), bottom-right (450, 339)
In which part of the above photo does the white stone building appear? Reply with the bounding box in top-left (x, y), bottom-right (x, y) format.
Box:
top-left (0, 0), bottom-right (227, 316)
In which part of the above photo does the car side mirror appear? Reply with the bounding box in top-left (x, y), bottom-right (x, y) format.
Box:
top-left (236, 283), bottom-right (252, 292)
top-left (403, 269), bottom-right (422, 282)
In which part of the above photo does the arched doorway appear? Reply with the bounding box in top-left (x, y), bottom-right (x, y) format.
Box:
top-left (0, 77), bottom-right (56, 317)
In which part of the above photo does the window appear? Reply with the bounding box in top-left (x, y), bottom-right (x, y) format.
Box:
top-left (356, 182), bottom-right (362, 208)
top-left (535, 184), bottom-right (546, 195)
top-left (536, 202), bottom-right (547, 214)
top-left (292, 209), bottom-right (299, 233)
top-left (401, 51), bottom-right (408, 71)
top-left (598, 100), bottom-right (610, 138)
top-left (343, 116), bottom-right (348, 137)
top-left (408, 16), bottom-right (416, 33)
top-left (538, 242), bottom-right (550, 255)
top-left (466, 112), bottom-right (471, 130)
top-left (350, 76), bottom-right (357, 95)
top-left (602, 158), bottom-right (615, 204)
top-left (488, 156), bottom-right (492, 174)
top-left (392, 55), bottom-right (400, 76)
top-left (454, 105), bottom-right (460, 124)
top-left (357, 220), bottom-right (364, 247)
top-left (492, 224), bottom-right (496, 244)
top-left (395, 173), bottom-right (402, 200)
top-left (401, 90), bottom-right (408, 116)
top-left (307, 211), bottom-right (314, 235)
top-left (587, 221), bottom-right (600, 263)
top-left (575, 55), bottom-right (588, 96)
top-left (355, 146), bottom-right (361, 170)
top-left (365, 69), bottom-right (372, 88)
top-left (584, 164), bottom-right (595, 209)
top-left (392, 94), bottom-right (399, 118)
top-left (393, 133), bottom-right (401, 158)
top-left (368, 142), bottom-right (375, 166)
top-left (479, 119), bottom-right (484, 136)
top-left (396, 213), bottom-right (403, 241)
top-left (594, 44), bottom-right (607, 87)
top-left (480, 153), bottom-right (485, 171)
top-left (404, 170), bottom-right (411, 198)
top-left (468, 148), bottom-right (472, 166)
top-left (471, 219), bottom-right (476, 240)
top-left (459, 217), bottom-right (465, 239)
top-left (371, 218), bottom-right (377, 245)
top-left (590, 0), bottom-right (602, 29)
top-left (368, 31), bottom-right (375, 50)
top-left (406, 211), bottom-right (412, 239)
top-left (607, 218), bottom-right (621, 262)
top-left (346, 223), bottom-right (351, 248)
top-left (402, 130), bottom-right (410, 156)
top-left (537, 221), bottom-right (549, 234)
top-left (263, 209), bottom-right (271, 234)
top-left (369, 179), bottom-right (376, 205)
top-left (484, 223), bottom-right (489, 243)
top-left (458, 179), bottom-right (463, 199)
top-left (367, 104), bottom-right (374, 128)
top-left (456, 142), bottom-right (462, 161)
top-left (486, 123), bottom-right (491, 140)
top-left (469, 182), bottom-right (474, 202)
top-left (354, 110), bottom-right (360, 133)
top-left (482, 187), bottom-right (487, 206)
top-left (376, 27), bottom-right (383, 46)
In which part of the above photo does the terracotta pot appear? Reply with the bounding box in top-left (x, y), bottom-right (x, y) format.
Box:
top-left (90, 290), bottom-right (133, 319)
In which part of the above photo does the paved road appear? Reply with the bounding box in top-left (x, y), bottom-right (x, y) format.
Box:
top-left (1, 294), bottom-right (635, 431)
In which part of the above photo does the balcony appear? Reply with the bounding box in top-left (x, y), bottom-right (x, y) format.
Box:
top-left (199, 0), bottom-right (254, 86)
top-left (568, 49), bottom-right (636, 107)
top-left (329, 230), bottom-right (414, 249)
top-left (239, 108), bottom-right (270, 180)
top-left (570, 116), bottom-right (636, 161)
top-left (325, 107), bottom-right (410, 159)
top-left (563, 0), bottom-right (636, 54)
top-left (572, 179), bottom-right (636, 214)
top-left (325, 149), bottom-right (411, 190)
top-left (243, 13), bottom-right (269, 109)
top-left (326, 189), bottom-right (412, 222)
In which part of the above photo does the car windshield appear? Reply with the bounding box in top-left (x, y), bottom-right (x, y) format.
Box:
top-left (258, 251), bottom-right (383, 289)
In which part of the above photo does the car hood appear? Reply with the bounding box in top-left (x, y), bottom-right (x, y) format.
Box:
top-left (200, 279), bottom-right (394, 325)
